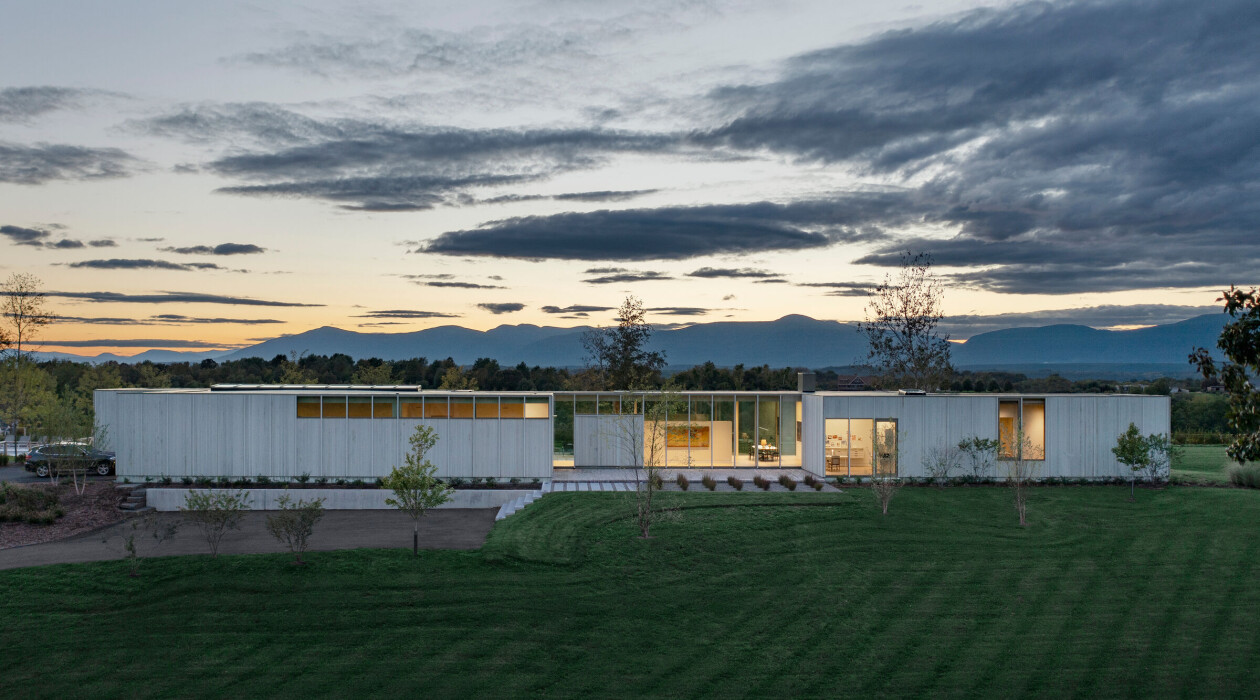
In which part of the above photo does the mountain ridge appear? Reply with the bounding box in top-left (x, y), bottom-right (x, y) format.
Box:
top-left (29, 313), bottom-right (1228, 377)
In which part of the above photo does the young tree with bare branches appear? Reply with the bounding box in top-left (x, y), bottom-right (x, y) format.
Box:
top-left (859, 252), bottom-right (953, 391)
top-left (1, 273), bottom-right (54, 449)
top-left (582, 295), bottom-right (665, 391)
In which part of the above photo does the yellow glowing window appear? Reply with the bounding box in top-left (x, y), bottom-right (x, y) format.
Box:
top-left (450, 398), bottom-right (474, 418)
top-left (525, 397), bottom-right (549, 419)
top-left (347, 397), bottom-right (372, 418)
top-left (475, 397), bottom-right (500, 418)
top-left (373, 397), bottom-right (396, 418)
top-left (322, 397), bottom-right (346, 419)
top-left (400, 399), bottom-right (424, 418)
top-left (296, 397), bottom-right (321, 418)
top-left (500, 398), bottom-right (525, 418)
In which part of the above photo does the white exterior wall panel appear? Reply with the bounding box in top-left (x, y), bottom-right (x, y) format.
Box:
top-left (99, 390), bottom-right (553, 480)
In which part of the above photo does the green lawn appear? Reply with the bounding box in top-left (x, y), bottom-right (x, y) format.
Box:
top-left (5, 487), bottom-right (1260, 698)
top-left (1172, 444), bottom-right (1243, 484)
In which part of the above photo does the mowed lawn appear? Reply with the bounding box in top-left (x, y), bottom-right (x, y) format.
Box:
top-left (4, 487), bottom-right (1260, 698)
top-left (1172, 444), bottom-right (1246, 484)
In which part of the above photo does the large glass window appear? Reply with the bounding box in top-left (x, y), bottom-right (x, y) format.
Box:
top-left (999, 399), bottom-right (1045, 460)
top-left (575, 395), bottom-right (597, 415)
top-left (554, 395), bottom-right (574, 465)
top-left (597, 395), bottom-right (620, 415)
top-left (736, 398), bottom-right (756, 466)
top-left (421, 398), bottom-right (447, 418)
top-left (712, 396), bottom-right (735, 467)
top-left (999, 401), bottom-right (1020, 458)
top-left (781, 397), bottom-right (801, 466)
top-left (756, 398), bottom-right (781, 465)
top-left (848, 419), bottom-right (874, 476)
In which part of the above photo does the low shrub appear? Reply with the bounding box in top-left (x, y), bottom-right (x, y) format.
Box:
top-left (374, 477), bottom-right (385, 487)
top-left (727, 476), bottom-right (743, 491)
top-left (180, 476), bottom-right (193, 485)
top-left (314, 476), bottom-right (328, 485)
top-left (449, 477), bottom-right (467, 488)
top-left (195, 476), bottom-right (213, 487)
top-left (530, 479), bottom-right (542, 488)
top-left (485, 477), bottom-right (497, 488)
top-left (296, 472), bottom-right (311, 484)
top-left (649, 472), bottom-right (664, 490)
top-left (256, 475), bottom-right (272, 485)
top-left (350, 479), bottom-right (365, 487)
top-left (675, 473), bottom-right (690, 490)
top-left (0, 483), bottom-right (64, 524)
top-left (334, 478), bottom-right (348, 486)
top-left (0, 454), bottom-right (9, 466)
top-left (778, 474), bottom-right (797, 491)
top-left (1228, 463), bottom-right (1260, 489)
top-left (753, 475), bottom-right (771, 491)
top-left (702, 474), bottom-right (717, 491)
top-left (159, 474), bottom-right (173, 485)
top-left (509, 477), bottom-right (521, 486)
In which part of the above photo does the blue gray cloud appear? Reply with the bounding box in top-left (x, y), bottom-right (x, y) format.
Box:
top-left (0, 142), bottom-right (138, 184)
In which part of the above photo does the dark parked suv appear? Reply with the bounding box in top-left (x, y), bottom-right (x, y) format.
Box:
top-left (24, 443), bottom-right (116, 478)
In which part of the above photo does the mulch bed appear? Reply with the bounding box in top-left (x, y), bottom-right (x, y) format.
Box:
top-left (0, 483), bottom-right (127, 550)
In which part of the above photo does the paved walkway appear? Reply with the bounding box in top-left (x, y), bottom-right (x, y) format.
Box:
top-left (0, 509), bottom-right (497, 570)
top-left (553, 467), bottom-right (821, 482)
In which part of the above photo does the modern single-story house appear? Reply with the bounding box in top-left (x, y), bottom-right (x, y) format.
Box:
top-left (96, 379), bottom-right (1169, 482)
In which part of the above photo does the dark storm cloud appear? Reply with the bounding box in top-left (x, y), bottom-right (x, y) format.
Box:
top-left (423, 281), bottom-right (505, 289)
top-left (88, 239), bottom-right (117, 247)
top-left (942, 304), bottom-right (1221, 338)
top-left (61, 314), bottom-right (284, 326)
top-left (67, 259), bottom-right (227, 271)
top-left (540, 305), bottom-right (614, 314)
top-left (197, 118), bottom-right (680, 211)
top-left (0, 142), bottom-right (137, 184)
top-left (1, 225), bottom-right (50, 245)
top-left (46, 291), bottom-right (321, 307)
top-left (686, 267), bottom-right (780, 279)
top-left (354, 309), bottom-right (462, 319)
top-left (40, 338), bottom-right (239, 349)
top-left (552, 189), bottom-right (657, 202)
top-left (648, 307), bottom-right (710, 316)
top-left (796, 281), bottom-right (879, 297)
top-left (697, 0), bottom-right (1260, 293)
top-left (0, 87), bottom-right (105, 122)
top-left (162, 243), bottom-right (267, 255)
top-left (477, 302), bottom-right (525, 314)
top-left (423, 197), bottom-right (900, 261)
top-left (582, 268), bottom-right (673, 284)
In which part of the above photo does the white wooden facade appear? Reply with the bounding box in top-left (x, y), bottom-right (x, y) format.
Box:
top-left (801, 392), bottom-right (1171, 479)
top-left (97, 388), bottom-right (553, 480)
top-left (99, 388), bottom-right (1169, 481)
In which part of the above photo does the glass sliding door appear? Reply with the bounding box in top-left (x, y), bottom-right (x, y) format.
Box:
top-left (736, 397), bottom-right (756, 466)
top-left (756, 397), bottom-right (781, 466)
top-left (848, 419), bottom-right (874, 475)
top-left (780, 396), bottom-right (801, 466)
top-left (874, 420), bottom-right (898, 477)
top-left (712, 396), bottom-right (736, 467)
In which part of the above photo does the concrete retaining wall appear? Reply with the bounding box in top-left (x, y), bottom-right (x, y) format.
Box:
top-left (146, 488), bottom-right (534, 512)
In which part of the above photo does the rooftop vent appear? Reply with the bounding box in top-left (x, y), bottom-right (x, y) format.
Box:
top-left (797, 372), bottom-right (816, 393)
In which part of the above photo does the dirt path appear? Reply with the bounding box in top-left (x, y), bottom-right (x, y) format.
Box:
top-left (0, 508), bottom-right (497, 570)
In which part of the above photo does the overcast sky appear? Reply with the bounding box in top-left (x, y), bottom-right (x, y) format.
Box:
top-left (0, 0), bottom-right (1251, 355)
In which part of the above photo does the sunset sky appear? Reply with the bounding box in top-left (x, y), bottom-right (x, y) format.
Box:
top-left (1, 0), bottom-right (1252, 357)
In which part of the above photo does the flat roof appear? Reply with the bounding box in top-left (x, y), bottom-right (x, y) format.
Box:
top-left (98, 387), bottom-right (1158, 398)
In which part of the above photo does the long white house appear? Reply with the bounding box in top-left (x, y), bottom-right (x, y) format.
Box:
top-left (96, 382), bottom-right (1169, 482)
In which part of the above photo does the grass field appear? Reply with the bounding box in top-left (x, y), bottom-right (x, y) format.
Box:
top-left (4, 487), bottom-right (1260, 698)
top-left (1172, 444), bottom-right (1246, 484)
